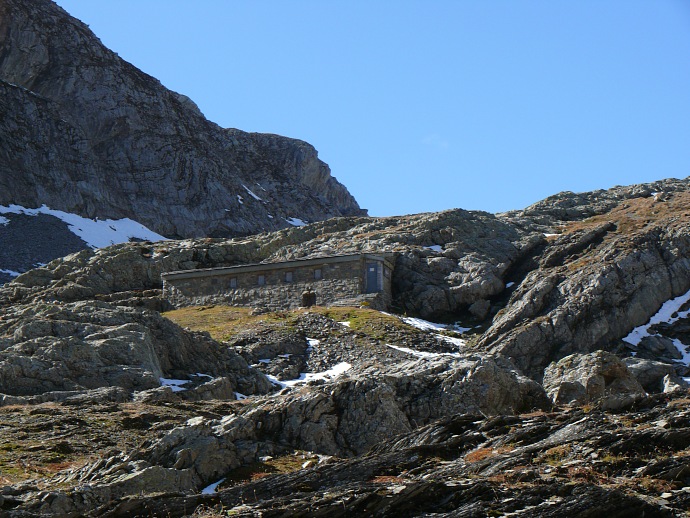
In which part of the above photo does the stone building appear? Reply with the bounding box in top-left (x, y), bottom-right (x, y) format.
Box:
top-left (162, 253), bottom-right (395, 311)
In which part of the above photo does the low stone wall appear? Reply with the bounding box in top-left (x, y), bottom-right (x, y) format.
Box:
top-left (165, 278), bottom-right (362, 310)
top-left (162, 254), bottom-right (395, 310)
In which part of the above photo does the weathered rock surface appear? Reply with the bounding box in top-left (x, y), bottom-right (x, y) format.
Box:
top-left (624, 357), bottom-right (688, 394)
top-left (481, 188), bottom-right (690, 378)
top-left (5, 392), bottom-right (689, 517)
top-left (542, 351), bottom-right (646, 409)
top-left (0, 0), bottom-right (363, 244)
top-left (0, 300), bottom-right (272, 397)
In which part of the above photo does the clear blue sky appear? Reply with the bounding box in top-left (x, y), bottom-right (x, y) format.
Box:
top-left (54, 1), bottom-right (690, 217)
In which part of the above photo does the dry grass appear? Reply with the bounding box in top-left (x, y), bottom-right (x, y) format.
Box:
top-left (217, 452), bottom-right (317, 490)
top-left (162, 305), bottom-right (292, 341)
top-left (369, 475), bottom-right (408, 484)
top-left (564, 192), bottom-right (690, 236)
top-left (536, 444), bottom-right (573, 466)
top-left (163, 304), bottom-right (418, 344)
top-left (464, 446), bottom-right (515, 463)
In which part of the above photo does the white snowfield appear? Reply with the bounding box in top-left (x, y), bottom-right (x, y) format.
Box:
top-left (624, 287), bottom-right (690, 366)
top-left (0, 204), bottom-right (167, 249)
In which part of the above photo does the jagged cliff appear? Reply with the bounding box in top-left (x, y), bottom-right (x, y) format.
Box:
top-left (0, 0), bottom-right (364, 243)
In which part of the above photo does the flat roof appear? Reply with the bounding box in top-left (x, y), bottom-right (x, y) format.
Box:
top-left (162, 253), bottom-right (394, 281)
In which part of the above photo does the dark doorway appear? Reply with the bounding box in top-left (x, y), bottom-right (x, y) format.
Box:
top-left (365, 262), bottom-right (380, 293)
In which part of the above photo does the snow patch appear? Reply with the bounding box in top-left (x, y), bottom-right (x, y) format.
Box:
top-left (672, 338), bottom-right (690, 365)
top-left (401, 316), bottom-right (470, 334)
top-left (339, 321), bottom-right (351, 328)
top-left (285, 217), bottom-right (307, 227)
top-left (424, 245), bottom-right (443, 252)
top-left (387, 343), bottom-right (461, 359)
top-left (0, 269), bottom-right (21, 278)
top-left (624, 289), bottom-right (690, 346)
top-left (242, 184), bottom-right (263, 202)
top-left (265, 362), bottom-right (351, 388)
top-left (0, 216), bottom-right (9, 226)
top-left (437, 334), bottom-right (466, 347)
top-left (201, 478), bottom-right (226, 494)
top-left (306, 338), bottom-right (320, 352)
top-left (0, 204), bottom-right (167, 248)
top-left (543, 233), bottom-right (559, 238)
top-left (237, 195), bottom-right (244, 205)
top-left (623, 287), bottom-right (690, 366)
top-left (506, 282), bottom-right (515, 288)
top-left (160, 378), bottom-right (190, 392)
top-left (235, 392), bottom-right (247, 400)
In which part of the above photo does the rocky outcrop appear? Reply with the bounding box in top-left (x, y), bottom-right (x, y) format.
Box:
top-left (481, 189), bottom-right (690, 379)
top-left (0, 208), bottom-right (540, 322)
top-left (26, 353), bottom-right (547, 513)
top-left (7, 392), bottom-right (689, 517)
top-left (0, 300), bottom-right (272, 397)
top-left (542, 351), bottom-right (646, 409)
top-left (624, 357), bottom-right (688, 394)
top-left (0, 0), bottom-right (364, 242)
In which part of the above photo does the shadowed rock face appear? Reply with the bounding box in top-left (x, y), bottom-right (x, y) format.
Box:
top-left (0, 0), bottom-right (364, 240)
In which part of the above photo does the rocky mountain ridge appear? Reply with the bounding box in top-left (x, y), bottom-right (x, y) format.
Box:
top-left (0, 0), bottom-right (364, 281)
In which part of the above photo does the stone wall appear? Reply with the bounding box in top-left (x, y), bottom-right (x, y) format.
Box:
top-left (163, 256), bottom-right (396, 310)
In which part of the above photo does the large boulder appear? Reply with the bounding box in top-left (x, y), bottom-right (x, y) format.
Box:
top-left (623, 357), bottom-right (688, 393)
top-left (543, 351), bottom-right (646, 409)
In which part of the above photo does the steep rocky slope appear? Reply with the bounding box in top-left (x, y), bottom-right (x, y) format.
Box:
top-left (1, 178), bottom-right (690, 516)
top-left (0, 0), bottom-right (364, 278)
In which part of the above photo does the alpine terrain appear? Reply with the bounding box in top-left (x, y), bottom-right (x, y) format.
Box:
top-left (1, 1), bottom-right (690, 517)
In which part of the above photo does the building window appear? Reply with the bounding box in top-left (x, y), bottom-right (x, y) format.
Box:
top-left (258, 275), bottom-right (265, 286)
top-left (229, 277), bottom-right (237, 288)
top-left (314, 268), bottom-right (322, 280)
top-left (285, 271), bottom-right (293, 283)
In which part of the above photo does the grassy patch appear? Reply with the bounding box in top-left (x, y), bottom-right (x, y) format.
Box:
top-left (310, 307), bottom-right (408, 340)
top-left (163, 306), bottom-right (296, 341)
top-left (218, 452), bottom-right (316, 489)
top-left (565, 193), bottom-right (690, 235)
top-left (536, 444), bottom-right (573, 466)
top-left (163, 304), bottom-right (426, 344)
top-left (464, 446), bottom-right (515, 463)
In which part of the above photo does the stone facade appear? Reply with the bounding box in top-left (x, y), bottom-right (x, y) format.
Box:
top-left (162, 254), bottom-right (394, 311)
